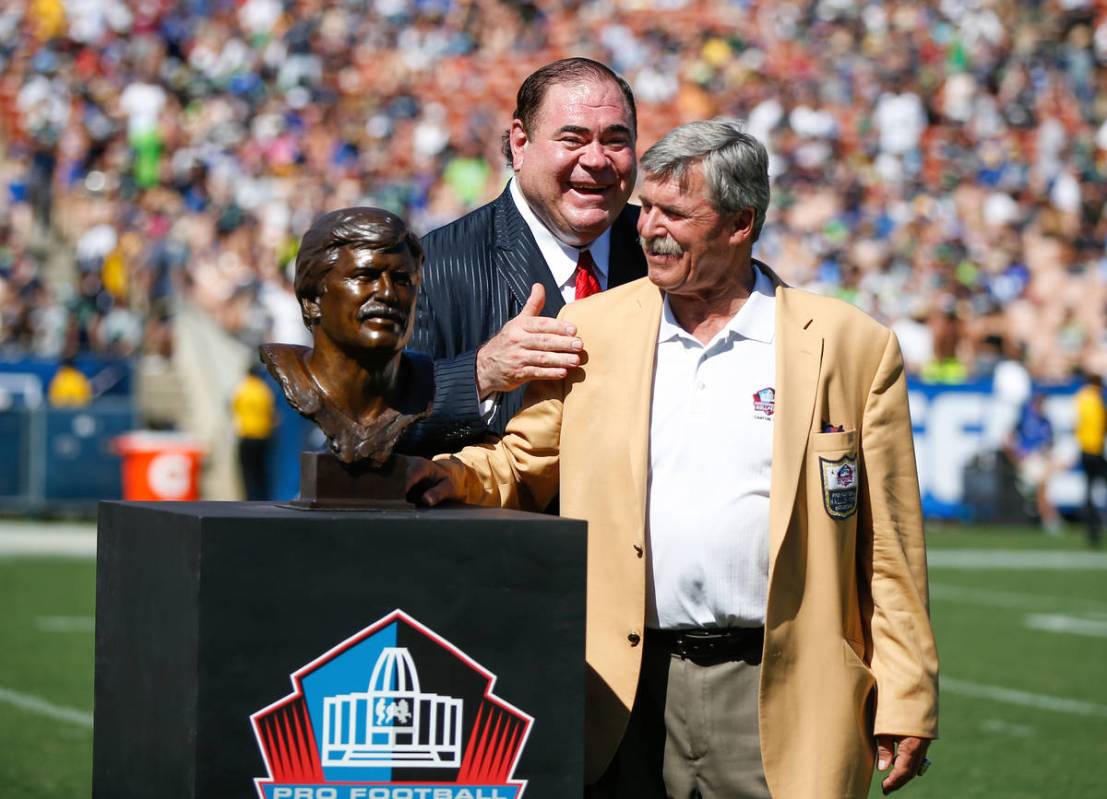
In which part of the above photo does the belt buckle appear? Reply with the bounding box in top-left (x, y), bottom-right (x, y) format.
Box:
top-left (677, 631), bottom-right (719, 660)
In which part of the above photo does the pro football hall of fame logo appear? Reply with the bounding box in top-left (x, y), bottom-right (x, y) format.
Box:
top-left (251, 610), bottom-right (533, 799)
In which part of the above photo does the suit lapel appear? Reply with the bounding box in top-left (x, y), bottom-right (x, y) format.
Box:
top-left (767, 273), bottom-right (822, 569)
top-left (622, 282), bottom-right (663, 522)
top-left (493, 187), bottom-right (565, 317)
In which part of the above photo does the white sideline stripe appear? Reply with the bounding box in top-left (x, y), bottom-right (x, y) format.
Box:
top-left (0, 686), bottom-right (93, 728)
top-left (1024, 613), bottom-right (1107, 638)
top-left (979, 718), bottom-right (1036, 738)
top-left (35, 616), bottom-right (95, 633)
top-left (928, 549), bottom-right (1107, 570)
top-left (0, 531), bottom-right (96, 558)
top-left (942, 677), bottom-right (1107, 718)
top-left (930, 582), bottom-right (1107, 614)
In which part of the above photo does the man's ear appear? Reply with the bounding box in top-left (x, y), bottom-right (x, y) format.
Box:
top-left (728, 208), bottom-right (756, 246)
top-left (509, 120), bottom-right (529, 171)
top-left (301, 296), bottom-right (321, 326)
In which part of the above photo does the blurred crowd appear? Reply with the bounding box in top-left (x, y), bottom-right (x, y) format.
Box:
top-left (1, 0), bottom-right (1105, 383)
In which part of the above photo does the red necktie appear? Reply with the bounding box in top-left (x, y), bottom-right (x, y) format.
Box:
top-left (574, 249), bottom-right (601, 300)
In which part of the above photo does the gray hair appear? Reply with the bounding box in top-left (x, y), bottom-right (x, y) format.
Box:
top-left (639, 119), bottom-right (770, 240)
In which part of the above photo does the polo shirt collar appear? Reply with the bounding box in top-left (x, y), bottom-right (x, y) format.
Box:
top-left (658, 264), bottom-right (776, 345)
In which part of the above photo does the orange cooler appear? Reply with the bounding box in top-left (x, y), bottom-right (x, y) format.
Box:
top-left (112, 432), bottom-right (205, 501)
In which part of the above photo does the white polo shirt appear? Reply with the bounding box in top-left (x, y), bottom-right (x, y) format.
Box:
top-left (508, 177), bottom-right (611, 302)
top-left (646, 265), bottom-right (776, 630)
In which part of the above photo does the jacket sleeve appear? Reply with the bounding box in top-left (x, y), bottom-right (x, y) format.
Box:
top-left (433, 367), bottom-right (565, 512)
top-left (397, 350), bottom-right (487, 452)
top-left (858, 329), bottom-right (939, 739)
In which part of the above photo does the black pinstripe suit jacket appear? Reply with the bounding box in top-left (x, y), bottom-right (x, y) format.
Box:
top-left (398, 184), bottom-right (647, 455)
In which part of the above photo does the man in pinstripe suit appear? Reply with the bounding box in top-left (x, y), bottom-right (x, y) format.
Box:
top-left (399, 58), bottom-right (647, 455)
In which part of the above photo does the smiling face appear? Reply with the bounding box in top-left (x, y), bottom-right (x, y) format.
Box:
top-left (308, 244), bottom-right (420, 355)
top-left (637, 165), bottom-right (754, 300)
top-left (510, 79), bottom-right (637, 247)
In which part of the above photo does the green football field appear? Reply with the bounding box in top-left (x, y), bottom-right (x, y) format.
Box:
top-left (1, 520), bottom-right (1105, 798)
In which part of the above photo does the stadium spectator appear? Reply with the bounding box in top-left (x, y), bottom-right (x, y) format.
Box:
top-left (1006, 393), bottom-right (1062, 534)
top-left (0, 0), bottom-right (1104, 389)
top-left (981, 335), bottom-right (1032, 450)
top-left (1074, 372), bottom-right (1106, 546)
top-left (47, 355), bottom-right (92, 407)
top-left (231, 363), bottom-right (276, 501)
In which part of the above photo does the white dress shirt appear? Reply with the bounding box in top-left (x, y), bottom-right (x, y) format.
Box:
top-left (647, 266), bottom-right (777, 630)
top-left (508, 177), bottom-right (610, 301)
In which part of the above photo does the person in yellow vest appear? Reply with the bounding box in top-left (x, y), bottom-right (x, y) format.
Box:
top-left (232, 365), bottom-right (277, 501)
top-left (1074, 373), bottom-right (1106, 546)
top-left (48, 357), bottom-right (93, 407)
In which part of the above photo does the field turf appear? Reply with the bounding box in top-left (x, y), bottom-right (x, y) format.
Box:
top-left (1, 521), bottom-right (1104, 798)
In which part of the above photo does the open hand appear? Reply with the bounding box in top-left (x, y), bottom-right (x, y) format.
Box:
top-left (877, 735), bottom-right (931, 794)
top-left (475, 283), bottom-right (583, 399)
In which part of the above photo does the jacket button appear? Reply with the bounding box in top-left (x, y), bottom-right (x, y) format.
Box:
top-left (627, 632), bottom-right (641, 646)
top-left (633, 544), bottom-right (643, 557)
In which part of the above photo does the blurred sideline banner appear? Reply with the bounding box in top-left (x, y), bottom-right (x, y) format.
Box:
top-left (909, 379), bottom-right (1083, 519)
top-left (0, 354), bottom-right (132, 398)
top-left (0, 399), bottom-right (135, 511)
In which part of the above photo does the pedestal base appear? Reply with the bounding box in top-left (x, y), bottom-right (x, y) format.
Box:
top-left (293, 451), bottom-right (411, 509)
top-left (94, 501), bottom-right (586, 799)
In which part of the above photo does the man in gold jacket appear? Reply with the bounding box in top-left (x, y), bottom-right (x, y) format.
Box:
top-left (408, 120), bottom-right (938, 798)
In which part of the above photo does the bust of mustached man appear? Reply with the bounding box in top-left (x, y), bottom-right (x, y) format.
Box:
top-left (260, 208), bottom-right (433, 466)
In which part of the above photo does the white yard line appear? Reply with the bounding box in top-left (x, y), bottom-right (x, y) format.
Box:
top-left (942, 677), bottom-right (1107, 718)
top-left (0, 685), bottom-right (92, 728)
top-left (979, 718), bottom-right (1037, 738)
top-left (929, 582), bottom-right (1107, 614)
top-left (0, 530), bottom-right (96, 558)
top-left (927, 549), bottom-right (1107, 570)
top-left (1024, 613), bottom-right (1107, 639)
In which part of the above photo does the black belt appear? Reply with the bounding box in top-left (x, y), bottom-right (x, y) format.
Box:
top-left (647, 626), bottom-right (764, 661)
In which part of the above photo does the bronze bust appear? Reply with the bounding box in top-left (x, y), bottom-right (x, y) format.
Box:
top-left (260, 207), bottom-right (433, 468)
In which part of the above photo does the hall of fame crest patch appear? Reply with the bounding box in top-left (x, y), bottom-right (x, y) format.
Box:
top-left (751, 387), bottom-right (775, 420)
top-left (819, 454), bottom-right (859, 519)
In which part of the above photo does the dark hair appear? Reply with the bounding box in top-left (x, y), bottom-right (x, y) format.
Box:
top-left (500, 58), bottom-right (637, 166)
top-left (294, 207), bottom-right (423, 326)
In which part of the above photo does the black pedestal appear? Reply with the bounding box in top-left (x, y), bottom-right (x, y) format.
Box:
top-left (94, 501), bottom-right (587, 799)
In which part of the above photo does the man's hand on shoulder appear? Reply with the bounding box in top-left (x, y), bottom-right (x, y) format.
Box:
top-left (475, 283), bottom-right (582, 399)
top-left (403, 456), bottom-right (458, 506)
top-left (877, 735), bottom-right (931, 795)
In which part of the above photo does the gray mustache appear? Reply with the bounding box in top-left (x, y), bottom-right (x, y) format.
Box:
top-left (357, 304), bottom-right (407, 323)
top-left (640, 235), bottom-right (684, 256)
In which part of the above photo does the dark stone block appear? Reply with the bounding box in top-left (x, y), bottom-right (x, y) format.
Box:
top-left (94, 502), bottom-right (587, 799)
